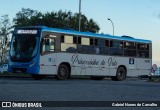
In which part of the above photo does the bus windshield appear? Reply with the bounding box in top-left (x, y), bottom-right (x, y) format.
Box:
top-left (10, 34), bottom-right (39, 62)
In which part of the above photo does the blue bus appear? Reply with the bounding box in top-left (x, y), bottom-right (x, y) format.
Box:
top-left (8, 26), bottom-right (152, 80)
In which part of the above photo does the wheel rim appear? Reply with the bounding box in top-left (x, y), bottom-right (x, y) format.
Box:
top-left (117, 68), bottom-right (126, 80)
top-left (119, 70), bottom-right (124, 77)
top-left (57, 65), bottom-right (69, 80)
top-left (60, 68), bottom-right (67, 77)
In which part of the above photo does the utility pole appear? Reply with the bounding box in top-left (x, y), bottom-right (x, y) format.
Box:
top-left (79, 0), bottom-right (81, 31)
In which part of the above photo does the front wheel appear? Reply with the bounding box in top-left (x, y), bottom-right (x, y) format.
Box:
top-left (56, 64), bottom-right (69, 80)
top-left (116, 67), bottom-right (126, 81)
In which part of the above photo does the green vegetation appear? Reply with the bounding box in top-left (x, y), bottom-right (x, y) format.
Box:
top-left (13, 8), bottom-right (100, 33)
top-left (149, 77), bottom-right (160, 82)
top-left (0, 72), bottom-right (31, 77)
top-left (0, 14), bottom-right (12, 63)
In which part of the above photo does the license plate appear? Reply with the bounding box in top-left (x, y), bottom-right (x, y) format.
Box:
top-left (16, 70), bottom-right (22, 73)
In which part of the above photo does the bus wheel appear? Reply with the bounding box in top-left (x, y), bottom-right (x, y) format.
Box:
top-left (116, 67), bottom-right (126, 81)
top-left (31, 74), bottom-right (45, 80)
top-left (56, 64), bottom-right (69, 80)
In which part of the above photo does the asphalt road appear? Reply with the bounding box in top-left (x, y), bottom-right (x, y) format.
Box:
top-left (0, 77), bottom-right (160, 110)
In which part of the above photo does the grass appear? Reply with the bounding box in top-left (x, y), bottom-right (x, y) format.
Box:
top-left (0, 72), bottom-right (31, 78)
top-left (148, 76), bottom-right (160, 82)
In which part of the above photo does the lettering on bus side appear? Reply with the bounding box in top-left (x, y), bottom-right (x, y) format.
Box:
top-left (71, 55), bottom-right (117, 67)
top-left (71, 55), bottom-right (99, 65)
top-left (108, 57), bottom-right (117, 66)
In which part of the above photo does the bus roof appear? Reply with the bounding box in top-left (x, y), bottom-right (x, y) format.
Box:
top-left (16, 26), bottom-right (152, 43)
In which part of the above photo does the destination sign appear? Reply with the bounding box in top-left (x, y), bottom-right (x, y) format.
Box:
top-left (17, 30), bottom-right (37, 34)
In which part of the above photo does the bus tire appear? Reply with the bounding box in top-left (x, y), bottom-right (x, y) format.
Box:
top-left (31, 74), bottom-right (45, 80)
top-left (116, 67), bottom-right (126, 81)
top-left (56, 64), bottom-right (69, 80)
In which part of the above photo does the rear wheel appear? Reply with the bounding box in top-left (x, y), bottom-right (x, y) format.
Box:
top-left (56, 64), bottom-right (69, 80)
top-left (116, 67), bottom-right (126, 81)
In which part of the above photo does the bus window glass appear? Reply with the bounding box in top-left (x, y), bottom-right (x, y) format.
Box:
top-left (64, 35), bottom-right (73, 43)
top-left (109, 40), bottom-right (123, 56)
top-left (124, 50), bottom-right (136, 57)
top-left (78, 37), bottom-right (81, 44)
top-left (98, 39), bottom-right (105, 46)
top-left (138, 44), bottom-right (149, 50)
top-left (73, 36), bottom-right (77, 44)
top-left (94, 39), bottom-right (98, 45)
top-left (82, 37), bottom-right (89, 45)
top-left (137, 44), bottom-right (149, 58)
top-left (90, 38), bottom-right (94, 45)
top-left (10, 34), bottom-right (39, 62)
top-left (93, 39), bottom-right (107, 55)
top-left (77, 37), bottom-right (94, 54)
top-left (124, 42), bottom-right (136, 57)
top-left (61, 35), bottom-right (64, 43)
top-left (105, 40), bottom-right (109, 47)
top-left (124, 42), bottom-right (136, 49)
top-left (61, 35), bottom-right (77, 52)
top-left (42, 38), bottom-right (55, 52)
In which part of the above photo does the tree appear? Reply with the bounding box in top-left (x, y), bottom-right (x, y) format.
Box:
top-left (87, 19), bottom-right (100, 33)
top-left (0, 14), bottom-right (12, 63)
top-left (13, 8), bottom-right (100, 33)
top-left (13, 8), bottom-right (42, 27)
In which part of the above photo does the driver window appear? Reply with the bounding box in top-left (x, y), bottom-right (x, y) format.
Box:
top-left (42, 38), bottom-right (55, 53)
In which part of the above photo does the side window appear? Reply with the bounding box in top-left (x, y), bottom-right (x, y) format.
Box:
top-left (138, 44), bottom-right (149, 50)
top-left (42, 38), bottom-right (55, 53)
top-left (90, 38), bottom-right (94, 45)
top-left (104, 40), bottom-right (109, 55)
top-left (94, 39), bottom-right (98, 46)
top-left (81, 37), bottom-right (90, 45)
top-left (105, 40), bottom-right (109, 47)
top-left (77, 37), bottom-right (94, 54)
top-left (109, 40), bottom-right (123, 56)
top-left (61, 35), bottom-right (77, 53)
top-left (137, 44), bottom-right (149, 58)
top-left (61, 35), bottom-right (64, 43)
top-left (124, 42), bottom-right (136, 57)
top-left (124, 42), bottom-right (136, 49)
top-left (94, 39), bottom-right (107, 55)
top-left (73, 36), bottom-right (77, 44)
top-left (64, 35), bottom-right (73, 43)
top-left (78, 37), bottom-right (81, 44)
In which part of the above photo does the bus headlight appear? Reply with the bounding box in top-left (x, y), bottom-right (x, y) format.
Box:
top-left (29, 61), bottom-right (36, 67)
